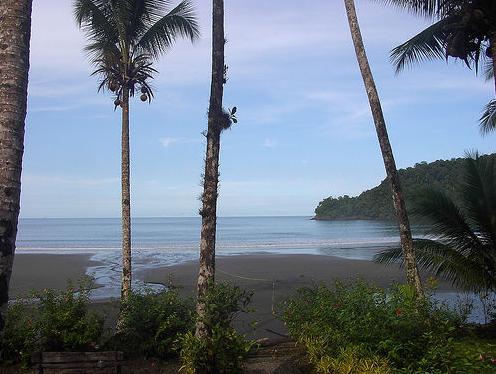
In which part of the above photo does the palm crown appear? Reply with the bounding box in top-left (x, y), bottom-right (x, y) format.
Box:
top-left (375, 154), bottom-right (496, 293)
top-left (377, 0), bottom-right (496, 73)
top-left (74, 0), bottom-right (200, 105)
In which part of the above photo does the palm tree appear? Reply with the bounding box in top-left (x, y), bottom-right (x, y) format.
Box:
top-left (0, 0), bottom-right (33, 357)
top-left (375, 154), bottom-right (496, 295)
top-left (373, 0), bottom-right (496, 131)
top-left (196, 0), bottom-right (236, 342)
top-left (74, 0), bottom-right (199, 302)
top-left (344, 0), bottom-right (424, 296)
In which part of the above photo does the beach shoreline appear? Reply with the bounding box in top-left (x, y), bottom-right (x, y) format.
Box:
top-left (9, 251), bottom-right (461, 338)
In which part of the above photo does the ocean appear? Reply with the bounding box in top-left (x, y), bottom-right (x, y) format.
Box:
top-left (16, 216), bottom-right (405, 296)
top-left (17, 216), bottom-right (406, 259)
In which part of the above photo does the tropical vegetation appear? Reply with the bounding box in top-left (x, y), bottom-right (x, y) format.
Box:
top-left (374, 0), bottom-right (496, 131)
top-left (3, 279), bottom-right (104, 366)
top-left (74, 0), bottom-right (200, 304)
top-left (375, 154), bottom-right (496, 295)
top-left (283, 280), bottom-right (495, 373)
top-left (1, 0), bottom-right (496, 372)
top-left (314, 154), bottom-right (496, 221)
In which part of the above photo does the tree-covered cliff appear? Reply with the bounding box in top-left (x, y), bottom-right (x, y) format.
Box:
top-left (314, 154), bottom-right (496, 220)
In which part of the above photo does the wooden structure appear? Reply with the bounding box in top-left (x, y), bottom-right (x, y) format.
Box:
top-left (31, 351), bottom-right (124, 374)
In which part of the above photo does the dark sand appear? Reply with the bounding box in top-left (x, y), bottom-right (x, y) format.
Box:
top-left (139, 254), bottom-right (454, 339)
top-left (7, 253), bottom-right (454, 339)
top-left (9, 253), bottom-right (99, 297)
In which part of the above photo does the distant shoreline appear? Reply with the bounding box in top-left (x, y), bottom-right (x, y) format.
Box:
top-left (311, 215), bottom-right (391, 221)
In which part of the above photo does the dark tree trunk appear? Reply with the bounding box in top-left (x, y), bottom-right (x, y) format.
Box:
top-left (120, 86), bottom-right (131, 302)
top-left (0, 0), bottom-right (32, 357)
top-left (344, 0), bottom-right (423, 296)
top-left (195, 0), bottom-right (225, 344)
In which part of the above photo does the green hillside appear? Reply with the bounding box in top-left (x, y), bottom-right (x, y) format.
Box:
top-left (314, 154), bottom-right (495, 221)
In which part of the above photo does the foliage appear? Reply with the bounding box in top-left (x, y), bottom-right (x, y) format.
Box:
top-left (282, 280), bottom-right (466, 373)
top-left (373, 0), bottom-right (496, 131)
top-left (480, 99), bottom-right (496, 134)
top-left (375, 154), bottom-right (496, 294)
top-left (74, 0), bottom-right (200, 105)
top-left (3, 278), bottom-right (104, 365)
top-left (374, 0), bottom-right (496, 73)
top-left (314, 153), bottom-right (496, 221)
top-left (306, 345), bottom-right (392, 374)
top-left (178, 283), bottom-right (255, 374)
top-left (113, 288), bottom-right (194, 359)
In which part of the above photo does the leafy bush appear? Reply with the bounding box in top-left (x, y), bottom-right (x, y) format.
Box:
top-left (282, 280), bottom-right (465, 373)
top-left (179, 283), bottom-right (255, 374)
top-left (3, 278), bottom-right (104, 365)
top-left (113, 288), bottom-right (194, 359)
top-left (308, 345), bottom-right (391, 374)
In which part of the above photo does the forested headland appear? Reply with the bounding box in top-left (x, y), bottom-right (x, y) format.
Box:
top-left (314, 153), bottom-right (496, 221)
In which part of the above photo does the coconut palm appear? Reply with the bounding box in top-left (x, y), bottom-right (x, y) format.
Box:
top-left (373, 1), bottom-right (496, 131)
top-left (0, 0), bottom-right (33, 357)
top-left (344, 0), bottom-right (424, 296)
top-left (196, 0), bottom-right (236, 343)
top-left (74, 0), bottom-right (199, 302)
top-left (375, 154), bottom-right (496, 294)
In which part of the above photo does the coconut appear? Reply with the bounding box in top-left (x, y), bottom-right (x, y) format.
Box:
top-left (114, 99), bottom-right (121, 107)
top-left (140, 93), bottom-right (148, 102)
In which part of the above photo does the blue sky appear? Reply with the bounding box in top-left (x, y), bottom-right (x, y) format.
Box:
top-left (21, 0), bottom-right (495, 218)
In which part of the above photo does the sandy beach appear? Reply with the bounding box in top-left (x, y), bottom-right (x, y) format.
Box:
top-left (139, 254), bottom-right (454, 338)
top-left (6, 252), bottom-right (454, 339)
top-left (9, 253), bottom-right (100, 297)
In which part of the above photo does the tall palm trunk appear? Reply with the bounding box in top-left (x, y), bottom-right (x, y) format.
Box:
top-left (121, 86), bottom-right (132, 301)
top-left (195, 0), bottom-right (225, 341)
top-left (0, 0), bottom-right (32, 356)
top-left (344, 0), bottom-right (423, 296)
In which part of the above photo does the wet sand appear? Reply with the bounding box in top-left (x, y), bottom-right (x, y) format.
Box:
top-left (9, 253), bottom-right (100, 297)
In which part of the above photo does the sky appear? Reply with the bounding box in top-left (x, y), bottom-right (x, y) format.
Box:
top-left (21, 0), bottom-right (496, 218)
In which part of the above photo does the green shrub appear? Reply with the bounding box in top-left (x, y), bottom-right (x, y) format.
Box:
top-left (282, 280), bottom-right (464, 373)
top-left (308, 345), bottom-right (392, 374)
top-left (113, 288), bottom-right (194, 358)
top-left (179, 283), bottom-right (255, 374)
top-left (3, 278), bottom-right (104, 365)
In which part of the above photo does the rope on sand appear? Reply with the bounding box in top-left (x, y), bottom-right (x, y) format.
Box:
top-left (217, 269), bottom-right (278, 315)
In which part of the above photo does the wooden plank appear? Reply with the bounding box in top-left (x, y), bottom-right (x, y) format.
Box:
top-left (40, 362), bottom-right (119, 369)
top-left (40, 352), bottom-right (123, 363)
top-left (42, 369), bottom-right (118, 374)
top-left (31, 351), bottom-right (42, 363)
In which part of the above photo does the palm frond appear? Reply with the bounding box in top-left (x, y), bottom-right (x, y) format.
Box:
top-left (390, 17), bottom-right (449, 73)
top-left (74, 0), bottom-right (118, 45)
top-left (483, 60), bottom-right (494, 82)
top-left (480, 100), bottom-right (496, 135)
top-left (371, 0), bottom-right (450, 18)
top-left (136, 0), bottom-right (200, 59)
top-left (411, 188), bottom-right (482, 253)
top-left (375, 239), bottom-right (493, 292)
top-left (462, 155), bottom-right (496, 248)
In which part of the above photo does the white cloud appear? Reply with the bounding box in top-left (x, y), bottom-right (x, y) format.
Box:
top-left (263, 138), bottom-right (278, 148)
top-left (22, 175), bottom-right (119, 187)
top-left (159, 137), bottom-right (202, 148)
